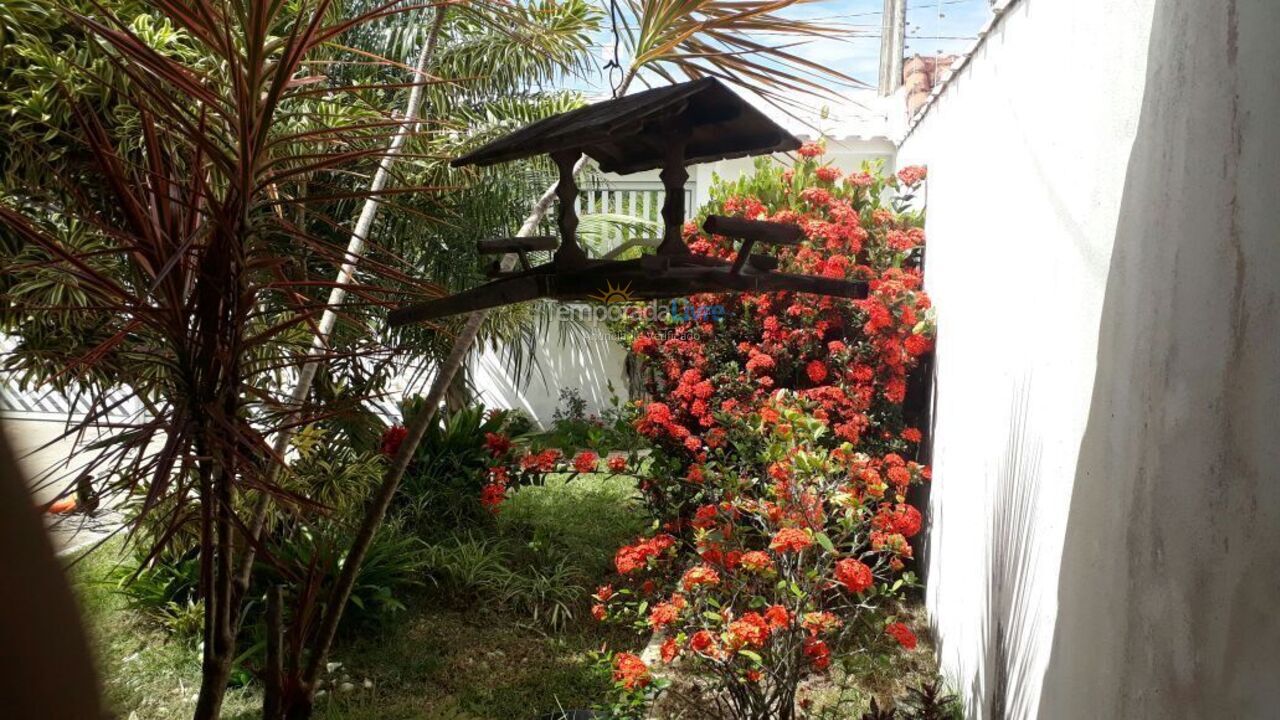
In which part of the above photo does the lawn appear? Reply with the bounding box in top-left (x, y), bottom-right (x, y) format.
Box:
top-left (71, 474), bottom-right (647, 720)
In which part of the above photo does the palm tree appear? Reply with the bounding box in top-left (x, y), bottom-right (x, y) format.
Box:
top-left (0, 1), bottom-right (467, 715)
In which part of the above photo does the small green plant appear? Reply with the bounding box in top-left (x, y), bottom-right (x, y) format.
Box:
top-left (159, 598), bottom-right (206, 641)
top-left (422, 533), bottom-right (513, 604)
top-left (496, 557), bottom-right (587, 630)
top-left (543, 385), bottom-right (642, 452)
top-left (899, 679), bottom-right (962, 720)
top-left (109, 550), bottom-right (201, 625)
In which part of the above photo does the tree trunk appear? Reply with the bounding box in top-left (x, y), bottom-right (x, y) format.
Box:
top-left (193, 456), bottom-right (237, 720)
top-left (262, 586), bottom-right (284, 720)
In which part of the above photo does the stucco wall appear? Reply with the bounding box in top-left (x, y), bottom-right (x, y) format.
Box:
top-left (469, 316), bottom-right (630, 428)
top-left (897, 0), bottom-right (1280, 717)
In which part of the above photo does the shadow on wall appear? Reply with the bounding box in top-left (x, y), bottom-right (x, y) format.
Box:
top-left (976, 382), bottom-right (1043, 720)
top-left (473, 315), bottom-right (628, 427)
top-left (1038, 0), bottom-right (1280, 717)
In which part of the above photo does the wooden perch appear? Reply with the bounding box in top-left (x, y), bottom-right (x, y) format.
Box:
top-left (702, 215), bottom-right (803, 245)
top-left (476, 236), bottom-right (558, 254)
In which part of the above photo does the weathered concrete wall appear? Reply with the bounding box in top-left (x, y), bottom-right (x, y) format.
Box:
top-left (1038, 0), bottom-right (1280, 716)
top-left (896, 0), bottom-right (1280, 716)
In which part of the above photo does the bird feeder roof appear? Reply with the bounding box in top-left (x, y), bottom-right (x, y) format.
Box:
top-left (451, 77), bottom-right (801, 174)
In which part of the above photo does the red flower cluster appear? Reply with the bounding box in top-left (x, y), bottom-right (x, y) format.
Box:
top-left (769, 527), bottom-right (813, 554)
top-left (897, 165), bottom-right (927, 187)
top-left (885, 621), bottom-right (918, 649)
top-left (612, 653), bottom-right (651, 690)
top-left (572, 450), bottom-right (599, 473)
top-left (615, 534), bottom-right (676, 575)
top-left (595, 146), bottom-right (934, 706)
top-left (834, 557), bottom-right (874, 593)
top-left (380, 425), bottom-right (409, 457)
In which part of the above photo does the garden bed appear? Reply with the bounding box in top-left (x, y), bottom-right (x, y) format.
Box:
top-left (73, 541), bottom-right (950, 720)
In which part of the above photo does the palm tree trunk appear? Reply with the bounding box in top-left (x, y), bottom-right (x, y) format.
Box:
top-left (232, 7), bottom-right (447, 599)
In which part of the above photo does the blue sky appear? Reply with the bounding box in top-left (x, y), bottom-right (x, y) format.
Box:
top-left (789, 0), bottom-right (993, 82)
top-left (577, 0), bottom-right (993, 96)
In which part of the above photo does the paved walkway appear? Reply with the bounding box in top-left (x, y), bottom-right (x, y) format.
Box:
top-left (46, 509), bottom-right (124, 556)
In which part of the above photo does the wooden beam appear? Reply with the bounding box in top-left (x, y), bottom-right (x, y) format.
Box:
top-left (477, 236), bottom-right (558, 254)
top-left (702, 215), bottom-right (803, 245)
top-left (656, 128), bottom-right (692, 256)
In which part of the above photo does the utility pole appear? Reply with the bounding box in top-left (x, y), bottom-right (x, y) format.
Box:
top-left (878, 0), bottom-right (907, 95)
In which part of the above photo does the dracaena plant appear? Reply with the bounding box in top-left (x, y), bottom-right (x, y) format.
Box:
top-left (0, 0), bottom-right (451, 716)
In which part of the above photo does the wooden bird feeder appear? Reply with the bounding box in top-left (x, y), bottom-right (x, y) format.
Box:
top-left (388, 77), bottom-right (868, 326)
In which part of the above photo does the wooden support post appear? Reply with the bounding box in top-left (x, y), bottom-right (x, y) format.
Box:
top-left (656, 135), bottom-right (692, 256)
top-left (551, 150), bottom-right (588, 268)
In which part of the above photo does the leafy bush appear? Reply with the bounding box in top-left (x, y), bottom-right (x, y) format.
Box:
top-left (110, 549), bottom-right (201, 619)
top-left (393, 402), bottom-right (524, 538)
top-left (589, 148), bottom-right (935, 718)
top-left (541, 386), bottom-right (641, 452)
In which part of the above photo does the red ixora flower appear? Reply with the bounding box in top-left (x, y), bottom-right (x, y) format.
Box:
top-left (728, 612), bottom-right (770, 649)
top-left (572, 450), bottom-right (599, 473)
top-left (803, 637), bottom-right (830, 670)
top-left (886, 621), bottom-right (918, 650)
top-left (606, 454), bottom-right (628, 472)
top-left (834, 558), bottom-right (875, 594)
top-left (612, 653), bottom-right (651, 690)
top-left (897, 165), bottom-right (927, 186)
top-left (648, 596), bottom-right (686, 628)
top-left (806, 359), bottom-right (829, 384)
top-left (769, 527), bottom-right (813, 554)
top-left (484, 432), bottom-right (511, 456)
top-left (379, 425), bottom-right (408, 457)
top-left (740, 550), bottom-right (774, 573)
top-left (690, 629), bottom-right (721, 658)
top-left (797, 141), bottom-right (824, 158)
top-left (479, 483), bottom-right (506, 513)
top-left (815, 165), bottom-right (842, 183)
top-left (680, 564), bottom-right (721, 591)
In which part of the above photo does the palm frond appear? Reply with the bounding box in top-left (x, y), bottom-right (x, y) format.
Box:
top-left (619, 0), bottom-right (867, 106)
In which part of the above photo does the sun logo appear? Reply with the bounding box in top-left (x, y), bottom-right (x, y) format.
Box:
top-left (589, 280), bottom-right (635, 305)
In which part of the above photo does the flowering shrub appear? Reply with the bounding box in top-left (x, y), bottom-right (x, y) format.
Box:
top-left (593, 147), bottom-right (934, 717)
top-left (437, 428), bottom-right (639, 514)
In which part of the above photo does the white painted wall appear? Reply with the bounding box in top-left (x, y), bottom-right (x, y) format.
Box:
top-left (897, 0), bottom-right (1280, 717)
top-left (469, 315), bottom-right (630, 428)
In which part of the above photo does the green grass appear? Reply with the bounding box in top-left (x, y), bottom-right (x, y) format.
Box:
top-left (69, 474), bottom-right (649, 720)
top-left (73, 541), bottom-right (634, 720)
top-left (71, 542), bottom-right (261, 719)
top-left (282, 605), bottom-right (634, 720)
top-left (497, 472), bottom-right (652, 578)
